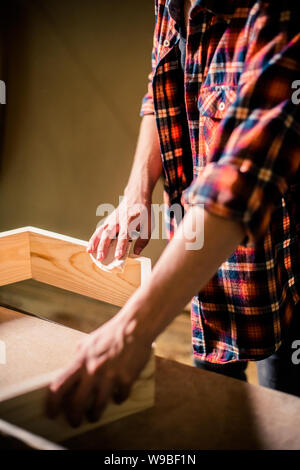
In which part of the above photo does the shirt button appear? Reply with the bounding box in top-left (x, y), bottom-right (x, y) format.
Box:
top-left (163, 39), bottom-right (170, 47)
top-left (218, 102), bottom-right (225, 111)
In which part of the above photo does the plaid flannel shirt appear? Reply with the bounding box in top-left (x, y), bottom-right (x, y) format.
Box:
top-left (140, 0), bottom-right (300, 363)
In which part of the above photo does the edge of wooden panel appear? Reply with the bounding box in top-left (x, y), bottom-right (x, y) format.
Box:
top-left (0, 227), bottom-right (151, 307)
top-left (0, 419), bottom-right (65, 450)
top-left (0, 231), bottom-right (32, 286)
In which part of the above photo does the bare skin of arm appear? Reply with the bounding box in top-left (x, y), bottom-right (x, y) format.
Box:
top-left (88, 114), bottom-right (162, 260)
top-left (47, 203), bottom-right (245, 427)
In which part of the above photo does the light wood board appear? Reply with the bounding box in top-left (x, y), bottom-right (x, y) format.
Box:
top-left (0, 227), bottom-right (151, 308)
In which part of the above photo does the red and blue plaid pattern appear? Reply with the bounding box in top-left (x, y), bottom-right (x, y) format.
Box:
top-left (141, 0), bottom-right (300, 363)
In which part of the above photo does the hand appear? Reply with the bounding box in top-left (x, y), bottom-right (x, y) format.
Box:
top-left (87, 192), bottom-right (153, 261)
top-left (46, 313), bottom-right (152, 428)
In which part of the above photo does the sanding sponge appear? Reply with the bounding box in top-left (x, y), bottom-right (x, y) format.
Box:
top-left (89, 238), bottom-right (131, 273)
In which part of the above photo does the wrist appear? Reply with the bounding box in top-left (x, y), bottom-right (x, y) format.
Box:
top-left (115, 289), bottom-right (160, 348)
top-left (124, 181), bottom-right (153, 203)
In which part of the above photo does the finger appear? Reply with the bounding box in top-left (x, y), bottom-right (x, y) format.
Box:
top-left (97, 226), bottom-right (117, 261)
top-left (115, 231), bottom-right (130, 259)
top-left (87, 226), bottom-right (105, 253)
top-left (86, 380), bottom-right (113, 423)
top-left (133, 237), bottom-right (149, 255)
top-left (64, 373), bottom-right (95, 428)
top-left (46, 362), bottom-right (82, 419)
top-left (76, 340), bottom-right (84, 353)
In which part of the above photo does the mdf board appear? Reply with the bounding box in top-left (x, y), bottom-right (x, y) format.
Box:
top-left (0, 227), bottom-right (154, 442)
top-left (65, 357), bottom-right (300, 451)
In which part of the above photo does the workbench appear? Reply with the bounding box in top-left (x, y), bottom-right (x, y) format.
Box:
top-left (64, 356), bottom-right (300, 450)
top-left (1, 227), bottom-right (300, 450)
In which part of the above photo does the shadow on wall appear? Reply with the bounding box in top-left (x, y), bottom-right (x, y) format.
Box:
top-left (0, 0), bottom-right (166, 264)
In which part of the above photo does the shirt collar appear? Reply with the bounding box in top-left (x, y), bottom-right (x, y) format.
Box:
top-left (167, 0), bottom-right (237, 24)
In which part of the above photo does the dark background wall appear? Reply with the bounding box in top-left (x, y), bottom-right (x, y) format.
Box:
top-left (0, 0), bottom-right (166, 264)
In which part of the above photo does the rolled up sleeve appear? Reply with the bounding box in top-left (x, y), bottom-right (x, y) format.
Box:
top-left (182, 29), bottom-right (300, 242)
top-left (140, 2), bottom-right (159, 117)
top-left (140, 67), bottom-right (156, 116)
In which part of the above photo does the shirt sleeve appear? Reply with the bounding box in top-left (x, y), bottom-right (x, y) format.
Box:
top-left (140, 60), bottom-right (156, 116)
top-left (140, 1), bottom-right (159, 117)
top-left (181, 8), bottom-right (300, 242)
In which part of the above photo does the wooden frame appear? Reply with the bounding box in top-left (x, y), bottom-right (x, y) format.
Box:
top-left (0, 227), bottom-right (154, 443)
top-left (0, 226), bottom-right (151, 306)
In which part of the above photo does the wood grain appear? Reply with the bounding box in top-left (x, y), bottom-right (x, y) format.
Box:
top-left (0, 227), bottom-right (151, 308)
top-left (0, 232), bottom-right (31, 286)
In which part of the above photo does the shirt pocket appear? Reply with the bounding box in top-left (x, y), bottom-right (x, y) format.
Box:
top-left (198, 85), bottom-right (238, 119)
top-left (197, 85), bottom-right (238, 160)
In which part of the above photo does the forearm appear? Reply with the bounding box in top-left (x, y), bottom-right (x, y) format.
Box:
top-left (48, 202), bottom-right (245, 425)
top-left (49, 203), bottom-right (245, 424)
top-left (118, 206), bottom-right (245, 343)
top-left (125, 115), bottom-right (162, 199)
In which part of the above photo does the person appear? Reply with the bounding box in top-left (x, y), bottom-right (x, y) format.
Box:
top-left (47, 0), bottom-right (300, 427)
